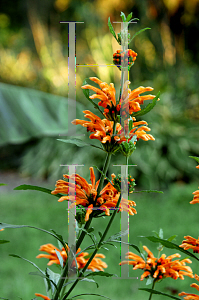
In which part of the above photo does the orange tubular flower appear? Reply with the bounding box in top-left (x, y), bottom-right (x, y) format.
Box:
top-left (51, 167), bottom-right (137, 221)
top-left (190, 164), bottom-right (199, 204)
top-left (179, 274), bottom-right (199, 300)
top-left (120, 80), bottom-right (158, 117)
top-left (179, 236), bottom-right (199, 253)
top-left (35, 294), bottom-right (50, 300)
top-left (36, 243), bottom-right (107, 272)
top-left (72, 111), bottom-right (155, 152)
top-left (81, 77), bottom-right (158, 121)
top-left (120, 246), bottom-right (194, 281)
top-left (190, 189), bottom-right (199, 204)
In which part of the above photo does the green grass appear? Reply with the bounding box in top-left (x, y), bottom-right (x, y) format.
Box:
top-left (0, 181), bottom-right (199, 300)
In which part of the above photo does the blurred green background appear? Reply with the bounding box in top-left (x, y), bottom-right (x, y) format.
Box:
top-left (0, 0), bottom-right (199, 299)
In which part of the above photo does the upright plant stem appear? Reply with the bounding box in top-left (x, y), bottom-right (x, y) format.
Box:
top-left (63, 194), bottom-right (122, 300)
top-left (97, 152), bottom-right (112, 196)
top-left (119, 71), bottom-right (125, 101)
top-left (149, 280), bottom-right (156, 300)
top-left (53, 218), bottom-right (92, 300)
top-left (53, 148), bottom-right (113, 300)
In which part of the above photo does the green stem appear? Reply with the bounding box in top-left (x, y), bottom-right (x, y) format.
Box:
top-left (53, 148), bottom-right (113, 300)
top-left (148, 280), bottom-right (156, 300)
top-left (62, 194), bottom-right (122, 300)
top-left (119, 71), bottom-right (125, 100)
top-left (97, 152), bottom-right (112, 196)
top-left (53, 218), bottom-right (92, 300)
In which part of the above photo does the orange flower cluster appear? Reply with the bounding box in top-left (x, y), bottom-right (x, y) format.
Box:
top-left (72, 110), bottom-right (154, 149)
top-left (113, 49), bottom-right (137, 70)
top-left (179, 236), bottom-right (199, 253)
top-left (36, 243), bottom-right (107, 271)
top-left (179, 274), bottom-right (199, 300)
top-left (51, 167), bottom-right (137, 221)
top-left (81, 77), bottom-right (157, 120)
top-left (120, 246), bottom-right (193, 281)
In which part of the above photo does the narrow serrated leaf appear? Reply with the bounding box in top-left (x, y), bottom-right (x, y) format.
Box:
top-left (120, 12), bottom-right (126, 22)
top-left (68, 293), bottom-right (111, 299)
top-left (81, 278), bottom-right (99, 288)
top-left (0, 240), bottom-right (10, 244)
top-left (139, 288), bottom-right (181, 299)
top-left (107, 230), bottom-right (128, 242)
top-left (0, 183), bottom-right (7, 186)
top-left (134, 189), bottom-right (163, 194)
top-left (142, 236), bottom-right (199, 261)
top-left (146, 277), bottom-right (153, 285)
top-left (57, 138), bottom-right (103, 151)
top-left (9, 254), bottom-right (47, 278)
top-left (126, 13), bottom-right (133, 22)
top-left (129, 27), bottom-right (151, 44)
top-left (13, 184), bottom-right (62, 198)
top-left (85, 271), bottom-right (116, 278)
top-left (108, 17), bottom-right (117, 41)
top-left (55, 250), bottom-right (64, 268)
top-left (0, 223), bottom-right (66, 248)
top-left (132, 91), bottom-right (160, 117)
top-left (189, 156), bottom-right (199, 163)
top-left (167, 235), bottom-right (177, 242)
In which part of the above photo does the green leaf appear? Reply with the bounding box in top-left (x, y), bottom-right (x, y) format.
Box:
top-left (0, 223), bottom-right (66, 248)
top-left (0, 240), bottom-right (10, 244)
top-left (129, 116), bottom-right (133, 131)
top-left (46, 268), bottom-right (60, 293)
top-left (106, 229), bottom-right (128, 242)
top-left (0, 183), bottom-right (7, 186)
top-left (68, 293), bottom-right (112, 300)
top-left (9, 254), bottom-right (54, 287)
top-left (0, 298), bottom-right (9, 300)
top-left (88, 227), bottom-right (95, 233)
top-left (129, 27), bottom-right (151, 44)
top-left (13, 184), bottom-right (62, 198)
top-left (57, 138), bottom-right (103, 151)
top-left (108, 17), bottom-right (118, 42)
top-left (139, 288), bottom-right (181, 299)
top-left (142, 236), bottom-right (199, 261)
top-left (167, 235), bottom-right (177, 242)
top-left (93, 166), bottom-right (112, 184)
top-left (126, 13), bottom-right (133, 22)
top-left (120, 12), bottom-right (126, 22)
top-left (81, 278), bottom-right (99, 288)
top-left (55, 250), bottom-right (64, 268)
top-left (134, 190), bottom-right (163, 194)
top-left (29, 271), bottom-right (58, 292)
top-left (146, 277), bottom-right (153, 285)
top-left (98, 231), bottom-right (103, 238)
top-left (189, 156), bottom-right (199, 163)
top-left (82, 79), bottom-right (104, 117)
top-left (132, 91), bottom-right (160, 117)
top-left (85, 271), bottom-right (116, 278)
